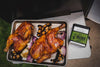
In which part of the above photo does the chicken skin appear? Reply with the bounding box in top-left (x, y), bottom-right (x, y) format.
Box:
top-left (30, 24), bottom-right (65, 63)
top-left (4, 22), bottom-right (34, 52)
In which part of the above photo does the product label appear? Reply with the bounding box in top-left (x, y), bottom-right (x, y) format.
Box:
top-left (70, 31), bottom-right (88, 44)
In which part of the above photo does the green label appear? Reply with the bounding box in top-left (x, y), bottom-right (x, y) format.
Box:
top-left (70, 31), bottom-right (88, 44)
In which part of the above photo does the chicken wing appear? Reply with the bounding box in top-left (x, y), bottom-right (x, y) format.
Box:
top-left (4, 22), bottom-right (34, 52)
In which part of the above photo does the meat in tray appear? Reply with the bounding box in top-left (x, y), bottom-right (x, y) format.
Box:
top-left (4, 21), bottom-right (67, 66)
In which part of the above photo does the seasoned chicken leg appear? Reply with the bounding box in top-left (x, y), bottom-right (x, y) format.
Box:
top-left (30, 23), bottom-right (66, 63)
top-left (37, 54), bottom-right (51, 63)
top-left (4, 22), bottom-right (34, 52)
